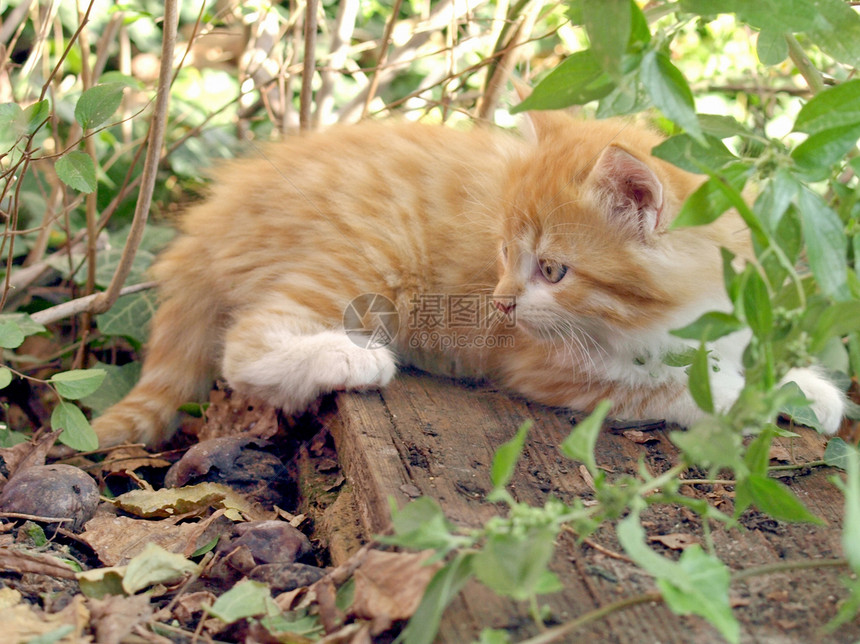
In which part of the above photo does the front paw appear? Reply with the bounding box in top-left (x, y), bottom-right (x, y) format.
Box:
top-left (783, 367), bottom-right (845, 434)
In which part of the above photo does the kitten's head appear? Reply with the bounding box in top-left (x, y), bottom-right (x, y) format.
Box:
top-left (493, 113), bottom-right (730, 342)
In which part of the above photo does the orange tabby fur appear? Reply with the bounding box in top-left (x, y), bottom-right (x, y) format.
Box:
top-left (93, 111), bottom-right (844, 447)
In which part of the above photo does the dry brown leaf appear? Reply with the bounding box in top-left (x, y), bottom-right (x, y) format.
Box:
top-left (648, 533), bottom-right (700, 550)
top-left (196, 386), bottom-right (280, 442)
top-left (768, 444), bottom-right (792, 463)
top-left (0, 546), bottom-right (78, 578)
top-left (579, 464), bottom-right (596, 492)
top-left (98, 447), bottom-right (172, 475)
top-left (80, 504), bottom-right (232, 566)
top-left (88, 593), bottom-right (153, 644)
top-left (0, 589), bottom-right (90, 643)
top-left (348, 550), bottom-right (439, 635)
top-left (0, 430), bottom-right (61, 483)
top-left (112, 481), bottom-right (271, 521)
top-left (622, 429), bottom-right (659, 444)
top-left (173, 590), bottom-right (217, 625)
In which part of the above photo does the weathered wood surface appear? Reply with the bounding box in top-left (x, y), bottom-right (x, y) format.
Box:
top-left (326, 369), bottom-right (860, 643)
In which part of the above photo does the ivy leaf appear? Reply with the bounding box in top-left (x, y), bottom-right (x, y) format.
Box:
top-left (51, 369), bottom-right (107, 400)
top-left (490, 421), bottom-right (531, 490)
top-left (640, 49), bottom-right (703, 143)
top-left (80, 362), bottom-right (141, 413)
top-left (55, 150), bottom-right (97, 193)
top-left (560, 399), bottom-right (611, 477)
top-left (74, 82), bottom-right (126, 130)
top-left (824, 437), bottom-right (855, 470)
top-left (51, 401), bottom-right (99, 451)
top-left (96, 291), bottom-right (156, 345)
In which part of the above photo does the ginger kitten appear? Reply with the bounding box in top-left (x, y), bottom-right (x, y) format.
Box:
top-left (92, 111), bottom-right (845, 447)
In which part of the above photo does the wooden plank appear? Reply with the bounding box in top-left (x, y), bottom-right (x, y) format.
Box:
top-left (326, 369), bottom-right (860, 643)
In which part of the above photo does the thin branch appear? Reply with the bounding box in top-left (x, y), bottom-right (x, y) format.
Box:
top-left (785, 34), bottom-right (826, 95)
top-left (300, 0), bottom-right (319, 130)
top-left (314, 0), bottom-right (359, 126)
top-left (361, 0), bottom-right (404, 120)
top-left (91, 0), bottom-right (177, 315)
top-left (30, 281), bottom-right (156, 326)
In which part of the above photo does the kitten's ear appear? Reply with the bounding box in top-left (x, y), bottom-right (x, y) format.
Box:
top-left (588, 145), bottom-right (664, 237)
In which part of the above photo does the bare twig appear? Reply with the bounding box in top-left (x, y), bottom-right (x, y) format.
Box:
top-left (91, 0), bottom-right (177, 315)
top-left (30, 281), bottom-right (156, 326)
top-left (314, 0), bottom-right (358, 126)
top-left (360, 0), bottom-right (404, 120)
top-left (300, 0), bottom-right (319, 130)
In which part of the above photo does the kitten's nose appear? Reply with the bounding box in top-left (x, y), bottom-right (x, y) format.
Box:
top-left (493, 298), bottom-right (516, 315)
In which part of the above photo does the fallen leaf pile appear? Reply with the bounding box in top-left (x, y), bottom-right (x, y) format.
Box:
top-left (0, 391), bottom-right (438, 643)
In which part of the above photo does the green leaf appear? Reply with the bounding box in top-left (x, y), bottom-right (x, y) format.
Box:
top-left (205, 579), bottom-right (276, 623)
top-left (840, 442), bottom-right (860, 573)
top-left (796, 188), bottom-right (849, 301)
top-left (791, 123), bottom-right (860, 180)
top-left (671, 311), bottom-right (746, 342)
top-left (670, 163), bottom-right (750, 229)
top-left (22, 99), bottom-right (50, 135)
top-left (662, 347), bottom-right (698, 367)
top-left (807, 0), bottom-right (860, 67)
top-left (744, 426), bottom-right (775, 476)
top-left (560, 399), bottom-right (611, 477)
top-left (385, 497), bottom-right (465, 554)
top-left (809, 302), bottom-right (860, 354)
top-left (80, 361), bottom-right (141, 413)
top-left (651, 133), bottom-right (737, 174)
top-left (511, 50), bottom-right (613, 112)
top-left (617, 508), bottom-right (739, 643)
top-left (756, 30), bottom-right (788, 65)
top-left (778, 381), bottom-right (822, 432)
top-left (51, 401), bottom-right (99, 452)
top-left (55, 150), bottom-right (97, 193)
top-left (0, 367), bottom-right (12, 390)
top-left (123, 542), bottom-right (198, 594)
top-left (51, 369), bottom-right (107, 400)
top-left (698, 114), bottom-right (753, 139)
top-left (395, 552), bottom-right (474, 644)
top-left (471, 527), bottom-right (560, 601)
top-left (794, 79), bottom-right (860, 135)
top-left (640, 49), bottom-right (703, 142)
top-left (491, 421), bottom-right (531, 490)
top-left (741, 473), bottom-right (823, 524)
top-left (75, 82), bottom-right (126, 130)
top-left (688, 344), bottom-right (714, 413)
top-left (736, 0), bottom-right (817, 33)
top-left (0, 320), bottom-right (25, 349)
top-left (671, 417), bottom-right (743, 470)
top-left (740, 269), bottom-right (772, 340)
top-left (0, 313), bottom-right (47, 336)
top-left (582, 0), bottom-right (631, 78)
top-left (96, 291), bottom-right (156, 344)
top-left (754, 169), bottom-right (798, 231)
top-left (28, 625), bottom-right (75, 644)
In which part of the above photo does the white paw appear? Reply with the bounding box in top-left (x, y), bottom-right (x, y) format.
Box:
top-left (782, 367), bottom-right (845, 434)
top-left (223, 330), bottom-right (396, 414)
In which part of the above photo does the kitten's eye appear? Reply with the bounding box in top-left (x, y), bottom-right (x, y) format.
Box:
top-left (539, 259), bottom-right (568, 284)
